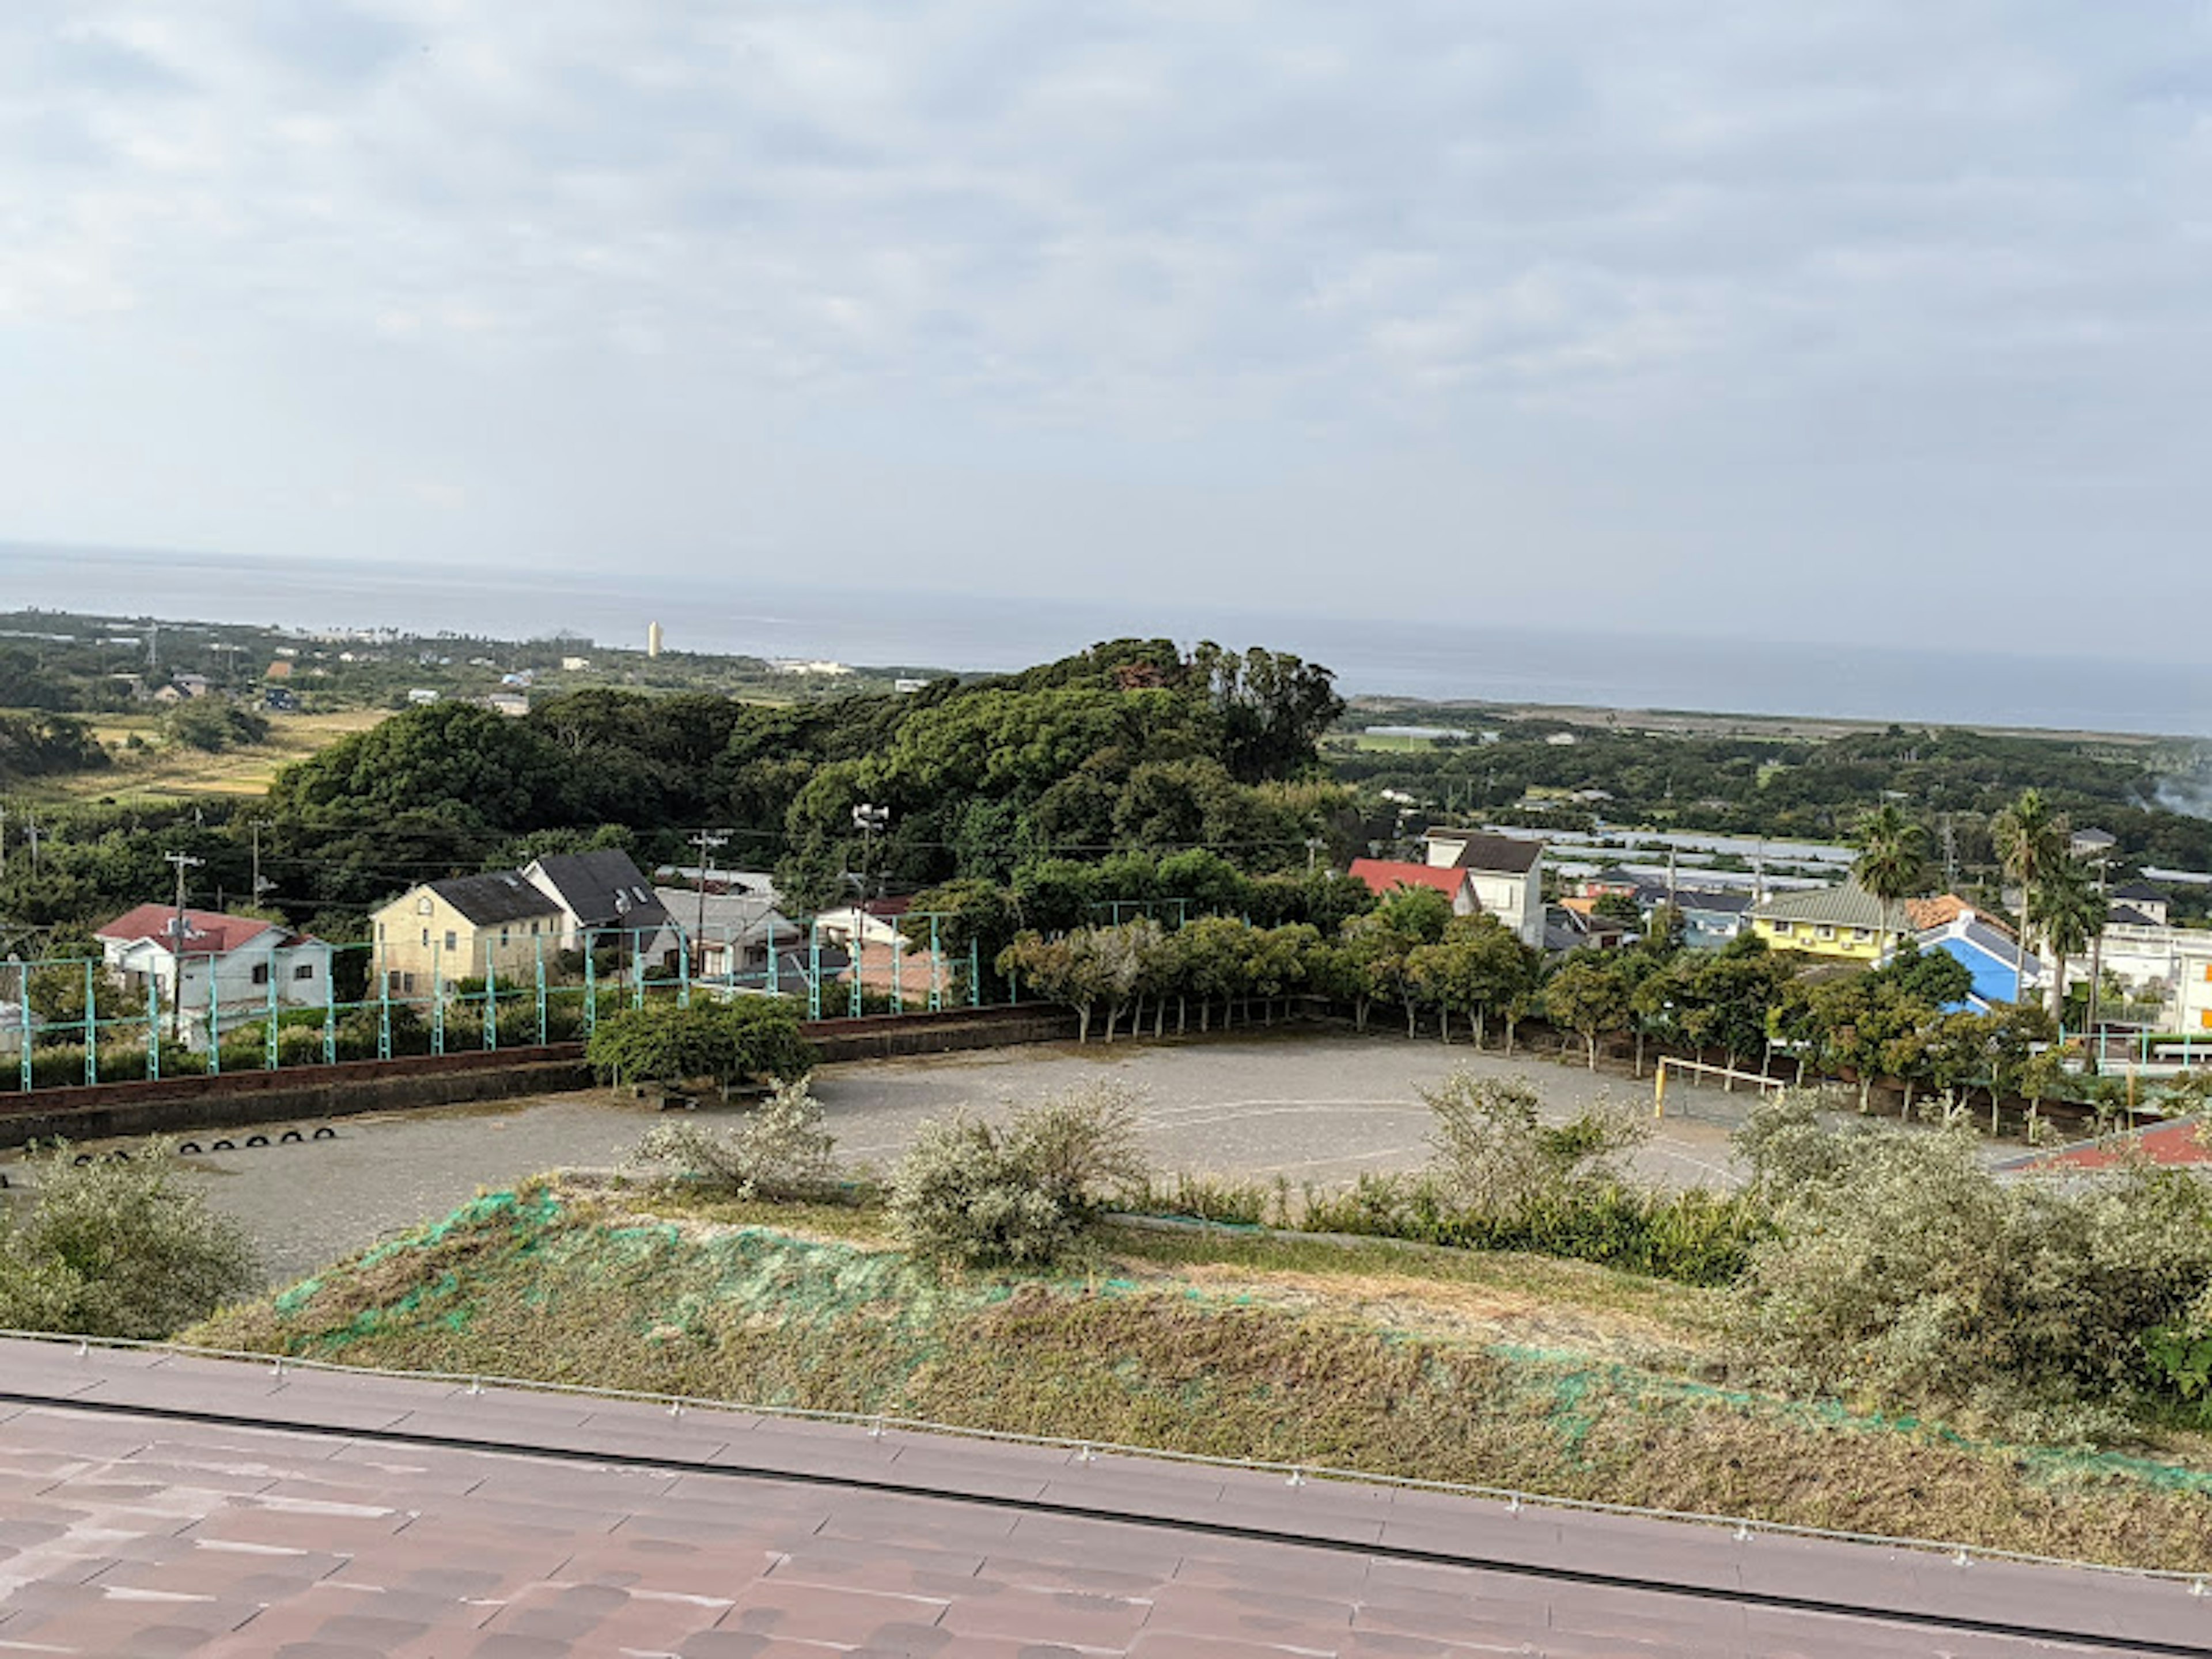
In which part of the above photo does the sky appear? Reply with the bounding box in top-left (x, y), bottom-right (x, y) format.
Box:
top-left (5, 2), bottom-right (2212, 654)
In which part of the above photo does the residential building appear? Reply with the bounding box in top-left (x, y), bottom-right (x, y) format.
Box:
top-left (521, 851), bottom-right (675, 957)
top-left (1418, 829), bottom-right (1546, 947)
top-left (653, 885), bottom-right (802, 986)
top-left (370, 873), bottom-right (567, 993)
top-left (1347, 859), bottom-right (1479, 916)
top-left (2098, 919), bottom-right (2212, 1030)
top-left (1649, 887), bottom-right (1751, 949)
top-left (2109, 880), bottom-right (2169, 926)
top-left (407, 688), bottom-right (440, 706)
top-left (1748, 881), bottom-right (1897, 963)
top-left (96, 906), bottom-right (331, 1019)
top-left (482, 692), bottom-right (529, 717)
top-left (1897, 904), bottom-right (2041, 1010)
top-left (560, 656), bottom-right (592, 672)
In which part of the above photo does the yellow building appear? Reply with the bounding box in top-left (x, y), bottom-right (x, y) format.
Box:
top-left (371, 872), bottom-right (567, 994)
top-left (1748, 880), bottom-right (1896, 963)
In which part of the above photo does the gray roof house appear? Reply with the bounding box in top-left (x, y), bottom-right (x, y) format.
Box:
top-left (522, 850), bottom-right (673, 952)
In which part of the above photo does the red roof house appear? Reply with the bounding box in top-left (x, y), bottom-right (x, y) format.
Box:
top-left (1347, 859), bottom-right (1478, 915)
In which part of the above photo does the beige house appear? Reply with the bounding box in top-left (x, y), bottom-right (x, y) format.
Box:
top-left (371, 872), bottom-right (567, 993)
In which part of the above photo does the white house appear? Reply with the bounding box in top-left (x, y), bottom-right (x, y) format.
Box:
top-left (1419, 829), bottom-right (1547, 948)
top-left (95, 906), bottom-right (331, 1020)
top-left (2099, 919), bottom-right (2212, 1031)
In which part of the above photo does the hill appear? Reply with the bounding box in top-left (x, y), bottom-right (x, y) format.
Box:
top-left (192, 1176), bottom-right (2212, 1571)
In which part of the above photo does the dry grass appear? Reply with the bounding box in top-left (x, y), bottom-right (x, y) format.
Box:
top-left (27, 707), bottom-right (388, 804)
top-left (185, 1177), bottom-right (2212, 1571)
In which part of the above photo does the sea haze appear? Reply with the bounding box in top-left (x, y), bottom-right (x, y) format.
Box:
top-left (4, 544), bottom-right (2207, 737)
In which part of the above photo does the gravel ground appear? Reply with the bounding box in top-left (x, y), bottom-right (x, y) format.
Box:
top-left (3, 1028), bottom-right (1751, 1288)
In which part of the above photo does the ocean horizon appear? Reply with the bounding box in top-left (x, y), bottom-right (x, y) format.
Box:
top-left (5, 543), bottom-right (2209, 738)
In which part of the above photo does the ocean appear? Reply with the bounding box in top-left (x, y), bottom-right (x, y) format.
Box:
top-left (5, 543), bottom-right (2208, 737)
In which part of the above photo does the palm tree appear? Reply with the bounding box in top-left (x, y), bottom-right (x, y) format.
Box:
top-left (1852, 802), bottom-right (1928, 960)
top-left (1991, 789), bottom-right (2066, 1006)
top-left (2032, 856), bottom-right (2104, 1024)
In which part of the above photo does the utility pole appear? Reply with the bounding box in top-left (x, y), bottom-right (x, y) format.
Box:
top-left (0, 803), bottom-right (7, 882)
top-left (164, 851), bottom-right (204, 1041)
top-left (2085, 843), bottom-right (2112, 1066)
top-left (688, 828), bottom-right (730, 975)
top-left (1939, 816), bottom-right (1958, 895)
top-left (25, 817), bottom-right (40, 877)
top-left (249, 820), bottom-right (268, 906)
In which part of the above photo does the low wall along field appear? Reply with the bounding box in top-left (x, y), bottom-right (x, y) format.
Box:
top-left (0, 1004), bottom-right (1081, 1147)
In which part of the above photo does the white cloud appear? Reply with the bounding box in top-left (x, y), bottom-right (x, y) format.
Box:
top-left (5, 1), bottom-right (2212, 647)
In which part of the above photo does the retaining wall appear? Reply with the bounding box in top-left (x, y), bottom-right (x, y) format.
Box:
top-left (0, 1002), bottom-right (1098, 1147)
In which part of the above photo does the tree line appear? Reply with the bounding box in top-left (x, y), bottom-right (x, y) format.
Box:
top-left (994, 889), bottom-right (2099, 1126)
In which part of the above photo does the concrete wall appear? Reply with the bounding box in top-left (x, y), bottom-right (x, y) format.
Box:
top-left (1, 1047), bottom-right (593, 1148)
top-left (0, 1002), bottom-right (1095, 1147)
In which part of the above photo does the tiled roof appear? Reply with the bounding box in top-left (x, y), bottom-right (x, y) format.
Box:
top-left (1903, 893), bottom-right (2014, 940)
top-left (2112, 879), bottom-right (2167, 902)
top-left (96, 904), bottom-right (306, 956)
top-left (1751, 880), bottom-right (1895, 930)
top-left (1348, 858), bottom-right (1471, 900)
top-left (3, 1339), bottom-right (2195, 1657)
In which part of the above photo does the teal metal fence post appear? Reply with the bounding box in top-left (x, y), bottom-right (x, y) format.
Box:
top-left (892, 921), bottom-right (903, 1013)
top-left (431, 941), bottom-right (445, 1056)
top-left (265, 957), bottom-right (279, 1071)
top-left (207, 972), bottom-right (221, 1075)
top-left (485, 953), bottom-right (498, 1051)
top-left (147, 979), bottom-right (161, 1083)
top-left (82, 960), bottom-right (97, 1086)
top-left (927, 915), bottom-right (942, 1012)
top-left (969, 938), bottom-right (980, 1008)
top-left (849, 920), bottom-right (863, 1018)
top-left (677, 927), bottom-right (691, 1010)
top-left (17, 989), bottom-right (30, 1093)
top-left (767, 916), bottom-right (779, 997)
top-left (377, 971), bottom-right (392, 1060)
top-left (808, 923), bottom-right (822, 1021)
top-left (536, 938), bottom-right (548, 1044)
top-left (632, 935), bottom-right (643, 1010)
top-left (323, 951), bottom-right (337, 1066)
top-left (584, 943), bottom-right (596, 1039)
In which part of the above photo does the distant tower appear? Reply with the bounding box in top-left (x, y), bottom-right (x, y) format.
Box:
top-left (647, 621), bottom-right (664, 658)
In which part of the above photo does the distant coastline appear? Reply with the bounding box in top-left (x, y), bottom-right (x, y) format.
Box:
top-left (5, 541), bottom-right (2209, 737)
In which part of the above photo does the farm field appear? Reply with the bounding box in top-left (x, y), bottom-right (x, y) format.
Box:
top-left (14, 705), bottom-right (388, 803)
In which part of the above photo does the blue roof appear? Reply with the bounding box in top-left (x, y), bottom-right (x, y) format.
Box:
top-left (1930, 932), bottom-right (2032, 1010)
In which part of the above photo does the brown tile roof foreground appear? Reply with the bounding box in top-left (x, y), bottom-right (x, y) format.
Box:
top-left (1, 1339), bottom-right (2208, 1657)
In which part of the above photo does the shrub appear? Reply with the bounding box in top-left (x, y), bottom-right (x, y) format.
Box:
top-left (586, 997), bottom-right (815, 1090)
top-left (628, 1080), bottom-right (840, 1201)
top-left (0, 1139), bottom-right (261, 1339)
top-left (1729, 1110), bottom-right (2212, 1438)
top-left (1421, 1071), bottom-right (1647, 1218)
top-left (889, 1080), bottom-right (1151, 1266)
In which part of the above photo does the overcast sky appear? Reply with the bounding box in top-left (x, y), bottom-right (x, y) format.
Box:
top-left (5, 3), bottom-right (2210, 650)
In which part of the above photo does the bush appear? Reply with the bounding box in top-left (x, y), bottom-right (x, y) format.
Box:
top-left (628, 1079), bottom-right (840, 1201)
top-left (1300, 1170), bottom-right (1763, 1286)
top-left (889, 1080), bottom-right (1150, 1266)
top-left (1729, 1107), bottom-right (2212, 1438)
top-left (1422, 1071), bottom-right (1647, 1218)
top-left (587, 998), bottom-right (815, 1090)
top-left (0, 1139), bottom-right (261, 1339)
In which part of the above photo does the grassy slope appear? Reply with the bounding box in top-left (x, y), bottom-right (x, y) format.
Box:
top-left (192, 1179), bottom-right (2212, 1572)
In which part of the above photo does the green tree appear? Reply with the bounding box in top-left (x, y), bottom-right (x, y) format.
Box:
top-left (2032, 856), bottom-right (2105, 1022)
top-left (1991, 789), bottom-right (2067, 1006)
top-left (1851, 802), bottom-right (1929, 957)
top-left (1544, 953), bottom-right (1633, 1071)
